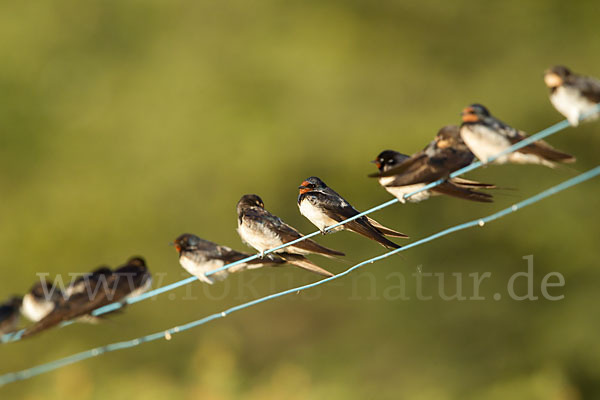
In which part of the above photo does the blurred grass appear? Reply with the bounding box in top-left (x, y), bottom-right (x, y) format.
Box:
top-left (1, 0), bottom-right (599, 399)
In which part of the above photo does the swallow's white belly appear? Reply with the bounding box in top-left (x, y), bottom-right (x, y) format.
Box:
top-left (21, 294), bottom-right (55, 322)
top-left (460, 125), bottom-right (511, 164)
top-left (237, 221), bottom-right (283, 253)
top-left (299, 199), bottom-right (340, 232)
top-left (379, 180), bottom-right (431, 203)
top-left (179, 256), bottom-right (227, 284)
top-left (551, 86), bottom-right (598, 126)
top-left (506, 152), bottom-right (554, 167)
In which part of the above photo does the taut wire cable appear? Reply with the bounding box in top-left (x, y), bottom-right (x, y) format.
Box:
top-left (0, 165), bottom-right (598, 386)
top-left (1, 105), bottom-right (598, 346)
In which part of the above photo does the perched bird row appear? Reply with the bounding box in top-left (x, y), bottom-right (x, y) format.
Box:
top-left (175, 185), bottom-right (409, 283)
top-left (1, 257), bottom-right (151, 338)
top-left (172, 65), bottom-right (598, 283)
top-left (2, 65), bottom-right (597, 339)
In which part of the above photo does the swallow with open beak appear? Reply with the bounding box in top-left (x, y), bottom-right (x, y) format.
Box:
top-left (544, 65), bottom-right (600, 126)
top-left (173, 233), bottom-right (287, 284)
top-left (22, 257), bottom-right (152, 338)
top-left (298, 177), bottom-right (408, 249)
top-left (369, 126), bottom-right (495, 203)
top-left (460, 104), bottom-right (576, 167)
top-left (237, 194), bottom-right (344, 277)
top-left (0, 296), bottom-right (22, 334)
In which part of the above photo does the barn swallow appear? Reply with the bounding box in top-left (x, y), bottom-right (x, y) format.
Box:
top-left (298, 177), bottom-right (408, 249)
top-left (173, 233), bottom-right (287, 284)
top-left (544, 65), bottom-right (600, 126)
top-left (369, 126), bottom-right (495, 203)
top-left (0, 296), bottom-right (22, 334)
top-left (21, 278), bottom-right (65, 322)
top-left (460, 104), bottom-right (576, 167)
top-left (22, 257), bottom-right (152, 338)
top-left (237, 194), bottom-right (344, 277)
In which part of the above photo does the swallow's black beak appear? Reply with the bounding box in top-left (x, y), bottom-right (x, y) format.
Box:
top-left (298, 185), bottom-right (307, 190)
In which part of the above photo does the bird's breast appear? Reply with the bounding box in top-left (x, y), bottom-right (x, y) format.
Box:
top-left (237, 219), bottom-right (283, 252)
top-left (460, 124), bottom-right (511, 163)
top-left (384, 183), bottom-right (431, 203)
top-left (551, 85), bottom-right (598, 125)
top-left (21, 294), bottom-right (55, 322)
top-left (179, 254), bottom-right (226, 283)
top-left (299, 197), bottom-right (338, 231)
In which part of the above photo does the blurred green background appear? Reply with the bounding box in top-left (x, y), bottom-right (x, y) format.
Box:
top-left (1, 0), bottom-right (599, 399)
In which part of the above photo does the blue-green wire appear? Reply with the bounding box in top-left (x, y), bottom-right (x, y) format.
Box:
top-left (1, 165), bottom-right (598, 387)
top-left (2, 105), bottom-right (598, 345)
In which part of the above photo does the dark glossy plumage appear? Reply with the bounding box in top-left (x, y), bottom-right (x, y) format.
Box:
top-left (0, 296), bottom-right (22, 334)
top-left (369, 126), bottom-right (495, 203)
top-left (298, 177), bottom-right (408, 249)
top-left (460, 104), bottom-right (575, 166)
top-left (174, 233), bottom-right (286, 284)
top-left (22, 257), bottom-right (152, 338)
top-left (237, 194), bottom-right (341, 277)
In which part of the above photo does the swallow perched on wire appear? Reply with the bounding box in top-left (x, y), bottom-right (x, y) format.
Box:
top-left (460, 104), bottom-right (576, 167)
top-left (544, 66), bottom-right (600, 126)
top-left (173, 233), bottom-right (287, 284)
top-left (22, 257), bottom-right (152, 338)
top-left (369, 126), bottom-right (495, 203)
top-left (298, 177), bottom-right (408, 249)
top-left (237, 194), bottom-right (344, 277)
top-left (0, 296), bottom-right (22, 334)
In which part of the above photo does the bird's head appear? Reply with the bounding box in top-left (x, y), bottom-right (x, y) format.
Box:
top-left (544, 65), bottom-right (571, 88)
top-left (461, 104), bottom-right (490, 123)
top-left (371, 150), bottom-right (408, 172)
top-left (126, 256), bottom-right (146, 268)
top-left (236, 194), bottom-right (265, 217)
top-left (298, 176), bottom-right (327, 194)
top-left (435, 125), bottom-right (461, 148)
top-left (173, 233), bottom-right (201, 253)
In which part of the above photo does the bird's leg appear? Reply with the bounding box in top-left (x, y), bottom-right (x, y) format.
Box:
top-left (259, 250), bottom-right (265, 259)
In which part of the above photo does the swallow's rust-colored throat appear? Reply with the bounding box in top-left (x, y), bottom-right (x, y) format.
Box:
top-left (544, 72), bottom-right (563, 88)
top-left (461, 107), bottom-right (480, 123)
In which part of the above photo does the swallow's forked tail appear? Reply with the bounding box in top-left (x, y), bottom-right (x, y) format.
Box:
top-left (277, 253), bottom-right (335, 277)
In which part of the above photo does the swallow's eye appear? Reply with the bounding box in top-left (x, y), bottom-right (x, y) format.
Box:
top-left (309, 184), bottom-right (315, 188)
